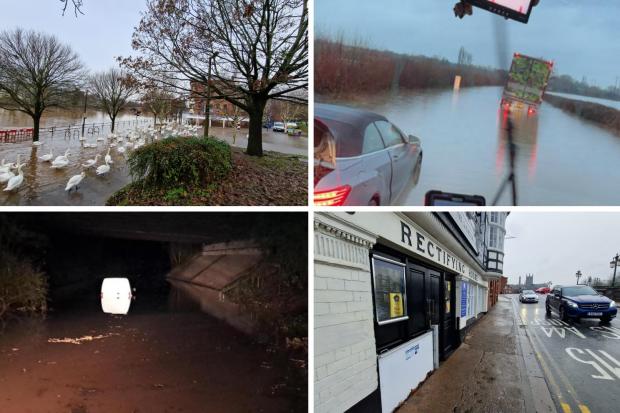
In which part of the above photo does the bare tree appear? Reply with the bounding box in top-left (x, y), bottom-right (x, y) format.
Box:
top-left (142, 87), bottom-right (176, 127)
top-left (121, 0), bottom-right (308, 156)
top-left (89, 69), bottom-right (138, 133)
top-left (0, 29), bottom-right (83, 141)
top-left (60, 0), bottom-right (85, 16)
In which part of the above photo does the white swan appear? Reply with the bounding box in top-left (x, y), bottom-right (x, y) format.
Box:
top-left (117, 146), bottom-right (126, 154)
top-left (65, 172), bottom-right (85, 192)
top-left (32, 141), bottom-right (43, 147)
top-left (105, 147), bottom-right (114, 165)
top-left (3, 164), bottom-right (24, 192)
top-left (39, 148), bottom-right (54, 162)
top-left (51, 149), bottom-right (70, 169)
top-left (96, 159), bottom-right (111, 176)
top-left (8, 154), bottom-right (21, 170)
top-left (0, 168), bottom-right (14, 183)
top-left (82, 154), bottom-right (101, 168)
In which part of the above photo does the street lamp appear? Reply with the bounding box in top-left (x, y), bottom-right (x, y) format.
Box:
top-left (575, 270), bottom-right (582, 285)
top-left (610, 253), bottom-right (619, 287)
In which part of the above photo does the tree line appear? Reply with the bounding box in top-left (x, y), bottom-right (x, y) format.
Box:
top-left (0, 0), bottom-right (308, 156)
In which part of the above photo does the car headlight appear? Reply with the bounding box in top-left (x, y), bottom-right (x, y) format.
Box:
top-left (610, 301), bottom-right (617, 308)
top-left (566, 301), bottom-right (578, 309)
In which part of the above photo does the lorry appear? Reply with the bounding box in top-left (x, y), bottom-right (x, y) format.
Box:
top-left (501, 53), bottom-right (553, 115)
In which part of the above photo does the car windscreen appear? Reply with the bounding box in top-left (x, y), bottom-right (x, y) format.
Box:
top-left (562, 286), bottom-right (598, 297)
top-left (522, 290), bottom-right (534, 294)
top-left (315, 116), bottom-right (362, 157)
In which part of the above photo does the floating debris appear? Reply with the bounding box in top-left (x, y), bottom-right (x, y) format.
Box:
top-left (47, 333), bottom-right (119, 345)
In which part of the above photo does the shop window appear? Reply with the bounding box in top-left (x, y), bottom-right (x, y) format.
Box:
top-left (490, 212), bottom-right (498, 223)
top-left (371, 256), bottom-right (408, 325)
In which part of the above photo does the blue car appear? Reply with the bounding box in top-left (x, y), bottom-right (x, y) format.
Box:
top-left (546, 285), bottom-right (617, 323)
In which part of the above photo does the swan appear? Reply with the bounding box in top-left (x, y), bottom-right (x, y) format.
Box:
top-left (104, 147), bottom-right (114, 165)
top-left (39, 148), bottom-right (54, 162)
top-left (96, 159), bottom-right (111, 176)
top-left (65, 172), bottom-right (85, 192)
top-left (0, 168), bottom-right (14, 183)
top-left (3, 164), bottom-right (24, 192)
top-left (81, 154), bottom-right (101, 168)
top-left (8, 154), bottom-right (21, 170)
top-left (51, 149), bottom-right (70, 169)
top-left (32, 141), bottom-right (43, 147)
top-left (117, 146), bottom-right (126, 154)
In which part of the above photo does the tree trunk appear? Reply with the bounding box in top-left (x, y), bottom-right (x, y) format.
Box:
top-left (32, 114), bottom-right (41, 142)
top-left (246, 97), bottom-right (267, 157)
top-left (111, 115), bottom-right (116, 133)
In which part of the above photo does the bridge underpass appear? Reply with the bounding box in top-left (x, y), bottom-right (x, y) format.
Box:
top-left (0, 212), bottom-right (307, 413)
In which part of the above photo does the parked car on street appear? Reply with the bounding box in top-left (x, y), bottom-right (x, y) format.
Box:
top-left (272, 122), bottom-right (286, 132)
top-left (546, 285), bottom-right (617, 323)
top-left (535, 286), bottom-right (551, 294)
top-left (519, 290), bottom-right (538, 303)
top-left (314, 103), bottom-right (423, 206)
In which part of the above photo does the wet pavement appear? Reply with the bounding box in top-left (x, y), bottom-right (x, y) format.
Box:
top-left (398, 296), bottom-right (545, 413)
top-left (209, 127), bottom-right (308, 156)
top-left (325, 86), bottom-right (620, 206)
top-left (511, 294), bottom-right (620, 413)
top-left (0, 299), bottom-right (293, 413)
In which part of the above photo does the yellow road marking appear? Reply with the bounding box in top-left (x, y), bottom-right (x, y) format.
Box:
top-left (579, 405), bottom-right (591, 413)
top-left (561, 402), bottom-right (572, 413)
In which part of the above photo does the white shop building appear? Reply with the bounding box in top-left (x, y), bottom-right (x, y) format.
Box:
top-left (314, 211), bottom-right (506, 413)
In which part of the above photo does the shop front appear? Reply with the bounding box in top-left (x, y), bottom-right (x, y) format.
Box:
top-left (314, 212), bottom-right (490, 413)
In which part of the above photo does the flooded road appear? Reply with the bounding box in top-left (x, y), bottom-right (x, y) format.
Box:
top-left (511, 294), bottom-right (620, 413)
top-left (0, 298), bottom-right (294, 413)
top-left (329, 86), bottom-right (620, 205)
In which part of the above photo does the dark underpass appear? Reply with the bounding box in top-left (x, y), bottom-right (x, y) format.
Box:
top-left (0, 213), bottom-right (308, 413)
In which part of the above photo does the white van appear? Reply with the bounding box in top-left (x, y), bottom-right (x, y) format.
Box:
top-left (101, 278), bottom-right (134, 315)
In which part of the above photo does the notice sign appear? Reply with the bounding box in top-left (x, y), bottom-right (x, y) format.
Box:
top-left (390, 293), bottom-right (404, 318)
top-left (372, 256), bottom-right (408, 325)
top-left (461, 282), bottom-right (468, 318)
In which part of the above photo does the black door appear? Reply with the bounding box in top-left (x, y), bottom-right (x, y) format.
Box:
top-left (441, 274), bottom-right (456, 357)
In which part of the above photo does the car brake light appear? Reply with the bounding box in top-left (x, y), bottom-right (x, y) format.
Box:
top-left (314, 185), bottom-right (351, 206)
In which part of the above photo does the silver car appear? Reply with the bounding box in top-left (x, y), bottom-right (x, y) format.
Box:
top-left (519, 290), bottom-right (539, 303)
top-left (314, 104), bottom-right (423, 206)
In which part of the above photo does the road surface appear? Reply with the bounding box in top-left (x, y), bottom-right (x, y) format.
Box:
top-left (510, 294), bottom-right (620, 413)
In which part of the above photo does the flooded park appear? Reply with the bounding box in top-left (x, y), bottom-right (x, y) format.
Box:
top-left (0, 109), bottom-right (308, 206)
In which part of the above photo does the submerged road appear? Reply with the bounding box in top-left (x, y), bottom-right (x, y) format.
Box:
top-left (333, 86), bottom-right (620, 205)
top-left (0, 301), bottom-right (295, 413)
top-left (510, 294), bottom-right (620, 413)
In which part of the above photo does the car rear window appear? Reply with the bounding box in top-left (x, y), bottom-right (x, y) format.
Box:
top-left (315, 116), bottom-right (363, 157)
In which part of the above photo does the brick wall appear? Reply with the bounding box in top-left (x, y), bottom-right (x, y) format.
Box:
top-left (314, 218), bottom-right (378, 413)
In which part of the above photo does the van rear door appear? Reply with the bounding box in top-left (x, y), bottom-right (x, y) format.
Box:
top-left (101, 278), bottom-right (132, 315)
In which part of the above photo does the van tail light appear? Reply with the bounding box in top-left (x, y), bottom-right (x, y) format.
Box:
top-left (314, 185), bottom-right (351, 206)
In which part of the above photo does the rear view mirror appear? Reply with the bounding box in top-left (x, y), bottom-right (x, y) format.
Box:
top-left (408, 134), bottom-right (421, 145)
top-left (464, 0), bottom-right (536, 23)
top-left (425, 190), bottom-right (486, 206)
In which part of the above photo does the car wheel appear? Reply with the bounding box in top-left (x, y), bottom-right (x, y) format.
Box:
top-left (601, 315), bottom-right (612, 324)
top-left (412, 156), bottom-right (422, 186)
top-left (545, 304), bottom-right (551, 316)
top-left (559, 306), bottom-right (569, 322)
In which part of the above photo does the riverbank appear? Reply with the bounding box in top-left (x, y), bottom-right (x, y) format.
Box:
top-left (107, 148), bottom-right (308, 206)
top-left (544, 94), bottom-right (620, 136)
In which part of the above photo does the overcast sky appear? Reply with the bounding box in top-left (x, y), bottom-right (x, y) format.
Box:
top-left (316, 0), bottom-right (620, 88)
top-left (503, 213), bottom-right (620, 287)
top-left (0, 0), bottom-right (145, 72)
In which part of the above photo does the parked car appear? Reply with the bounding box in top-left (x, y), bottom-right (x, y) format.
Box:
top-left (546, 285), bottom-right (617, 323)
top-left (272, 122), bottom-right (286, 132)
top-left (101, 278), bottom-right (134, 315)
top-left (519, 290), bottom-right (538, 303)
top-left (314, 103), bottom-right (423, 206)
top-left (535, 287), bottom-right (551, 294)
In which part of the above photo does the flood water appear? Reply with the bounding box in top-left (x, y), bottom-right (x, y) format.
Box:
top-left (0, 109), bottom-right (307, 205)
top-left (328, 86), bottom-right (620, 206)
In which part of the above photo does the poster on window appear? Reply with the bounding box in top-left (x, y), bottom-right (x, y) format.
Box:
top-left (461, 282), bottom-right (468, 318)
top-left (372, 256), bottom-right (407, 325)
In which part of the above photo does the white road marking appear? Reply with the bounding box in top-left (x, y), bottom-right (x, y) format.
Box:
top-left (565, 348), bottom-right (615, 380)
top-left (585, 349), bottom-right (620, 379)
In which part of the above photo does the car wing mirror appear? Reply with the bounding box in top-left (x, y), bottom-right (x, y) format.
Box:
top-left (408, 134), bottom-right (421, 145)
